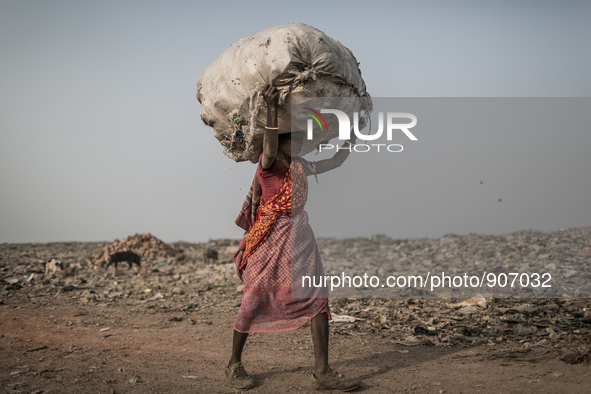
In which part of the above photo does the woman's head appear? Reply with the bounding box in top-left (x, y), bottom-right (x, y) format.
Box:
top-left (278, 131), bottom-right (305, 157)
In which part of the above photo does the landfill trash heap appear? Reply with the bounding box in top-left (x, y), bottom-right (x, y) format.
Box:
top-left (93, 233), bottom-right (186, 267)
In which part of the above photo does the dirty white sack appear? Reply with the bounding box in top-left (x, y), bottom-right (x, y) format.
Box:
top-left (197, 23), bottom-right (371, 162)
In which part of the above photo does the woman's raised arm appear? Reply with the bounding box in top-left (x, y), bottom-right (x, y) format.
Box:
top-left (261, 84), bottom-right (280, 169)
top-left (314, 133), bottom-right (358, 174)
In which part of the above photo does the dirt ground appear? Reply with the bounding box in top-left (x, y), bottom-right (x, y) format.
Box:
top-left (1, 237), bottom-right (590, 393)
top-left (2, 288), bottom-right (591, 393)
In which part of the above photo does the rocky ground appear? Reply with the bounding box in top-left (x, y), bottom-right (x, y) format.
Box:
top-left (1, 229), bottom-right (590, 393)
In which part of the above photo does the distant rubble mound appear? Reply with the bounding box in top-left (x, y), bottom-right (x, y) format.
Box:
top-left (94, 233), bottom-right (186, 267)
top-left (171, 238), bottom-right (241, 264)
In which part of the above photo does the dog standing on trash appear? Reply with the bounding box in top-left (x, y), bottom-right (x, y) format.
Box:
top-left (106, 251), bottom-right (142, 270)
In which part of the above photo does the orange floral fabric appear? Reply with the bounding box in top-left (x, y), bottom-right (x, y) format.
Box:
top-left (239, 159), bottom-right (308, 270)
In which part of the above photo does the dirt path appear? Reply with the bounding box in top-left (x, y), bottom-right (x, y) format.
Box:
top-left (2, 298), bottom-right (589, 394)
top-left (1, 235), bottom-right (590, 393)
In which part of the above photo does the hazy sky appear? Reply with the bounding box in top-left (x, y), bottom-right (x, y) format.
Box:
top-left (1, 0), bottom-right (590, 243)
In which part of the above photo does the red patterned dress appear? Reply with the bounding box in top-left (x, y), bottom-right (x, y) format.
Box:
top-left (233, 155), bottom-right (330, 333)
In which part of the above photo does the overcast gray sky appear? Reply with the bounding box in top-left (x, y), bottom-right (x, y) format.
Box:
top-left (1, 0), bottom-right (590, 243)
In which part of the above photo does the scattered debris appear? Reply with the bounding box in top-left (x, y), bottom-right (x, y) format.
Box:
top-left (513, 325), bottom-right (537, 336)
top-left (456, 306), bottom-right (480, 315)
top-left (25, 345), bottom-right (48, 352)
top-left (331, 314), bottom-right (364, 323)
top-left (394, 336), bottom-right (425, 346)
top-left (414, 327), bottom-right (438, 336)
top-left (560, 351), bottom-right (590, 364)
top-left (1, 227), bottom-right (590, 355)
top-left (448, 295), bottom-right (487, 309)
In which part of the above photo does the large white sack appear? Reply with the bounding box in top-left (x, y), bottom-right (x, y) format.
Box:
top-left (197, 23), bottom-right (372, 163)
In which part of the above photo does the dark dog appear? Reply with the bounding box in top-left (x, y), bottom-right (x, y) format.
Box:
top-left (106, 251), bottom-right (141, 269)
top-left (203, 248), bottom-right (218, 263)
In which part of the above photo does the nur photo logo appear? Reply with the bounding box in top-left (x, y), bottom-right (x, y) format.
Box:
top-left (302, 107), bottom-right (418, 153)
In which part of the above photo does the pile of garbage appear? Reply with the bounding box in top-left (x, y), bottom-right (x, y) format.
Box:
top-left (1, 228), bottom-right (590, 363)
top-left (317, 226), bottom-right (591, 298)
top-left (93, 233), bottom-right (186, 266)
top-left (329, 295), bottom-right (590, 357)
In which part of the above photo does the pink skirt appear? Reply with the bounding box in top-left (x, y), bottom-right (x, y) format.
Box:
top-left (234, 211), bottom-right (330, 333)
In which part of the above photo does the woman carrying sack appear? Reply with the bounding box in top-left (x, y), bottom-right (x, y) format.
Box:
top-left (226, 84), bottom-right (361, 391)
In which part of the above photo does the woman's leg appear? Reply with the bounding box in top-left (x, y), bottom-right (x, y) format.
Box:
top-left (226, 329), bottom-right (255, 389)
top-left (311, 312), bottom-right (330, 378)
top-left (310, 312), bottom-right (361, 390)
top-left (229, 329), bottom-right (249, 365)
